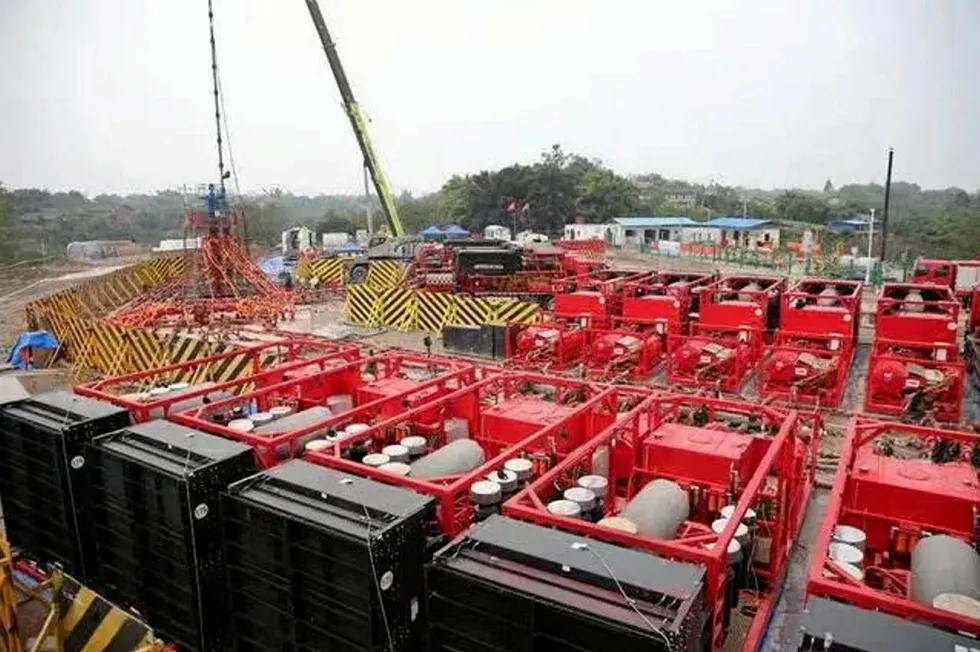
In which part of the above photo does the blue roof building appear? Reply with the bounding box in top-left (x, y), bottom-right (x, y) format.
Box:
top-left (704, 217), bottom-right (772, 229)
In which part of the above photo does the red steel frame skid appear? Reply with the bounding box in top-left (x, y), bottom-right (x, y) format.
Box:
top-left (864, 338), bottom-right (965, 423)
top-left (667, 275), bottom-right (785, 393)
top-left (551, 269), bottom-right (655, 327)
top-left (621, 271), bottom-right (716, 336)
top-left (807, 417), bottom-right (980, 637)
top-left (74, 339), bottom-right (360, 423)
top-left (583, 325), bottom-right (666, 382)
top-left (866, 283), bottom-right (963, 422)
top-left (503, 394), bottom-right (820, 652)
top-left (504, 319), bottom-right (589, 371)
top-left (170, 353), bottom-right (480, 467)
top-left (759, 278), bottom-right (862, 408)
top-left (305, 374), bottom-right (652, 538)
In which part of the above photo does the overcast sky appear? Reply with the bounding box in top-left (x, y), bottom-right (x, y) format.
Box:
top-left (1, 0), bottom-right (978, 196)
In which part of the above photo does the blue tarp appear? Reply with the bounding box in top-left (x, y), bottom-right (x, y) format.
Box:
top-left (7, 330), bottom-right (59, 369)
top-left (259, 256), bottom-right (287, 278)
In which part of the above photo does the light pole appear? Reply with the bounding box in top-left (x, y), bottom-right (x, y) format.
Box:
top-left (865, 208), bottom-right (876, 284)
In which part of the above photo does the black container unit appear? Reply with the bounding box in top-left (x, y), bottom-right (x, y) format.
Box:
top-left (87, 419), bottom-right (256, 652)
top-left (0, 391), bottom-right (129, 581)
top-left (221, 460), bottom-right (435, 652)
top-left (797, 597), bottom-right (980, 652)
top-left (425, 515), bottom-right (708, 652)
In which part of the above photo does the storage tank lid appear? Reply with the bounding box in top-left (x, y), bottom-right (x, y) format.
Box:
top-left (704, 539), bottom-right (742, 564)
top-left (400, 435), bottom-right (428, 456)
top-left (486, 469), bottom-right (519, 493)
top-left (829, 542), bottom-right (864, 568)
top-left (832, 524), bottom-right (867, 550)
top-left (149, 386), bottom-right (170, 397)
top-left (504, 458), bottom-right (533, 480)
top-left (563, 487), bottom-right (597, 511)
top-left (362, 453), bottom-right (390, 467)
top-left (345, 423), bottom-right (371, 435)
top-left (546, 499), bottom-right (581, 518)
top-left (168, 382), bottom-right (190, 392)
top-left (720, 504), bottom-right (756, 523)
top-left (711, 518), bottom-right (750, 546)
top-left (379, 462), bottom-right (411, 476)
top-left (826, 561), bottom-right (864, 582)
top-left (305, 439), bottom-right (332, 452)
top-left (577, 475), bottom-right (608, 498)
top-left (382, 444), bottom-right (409, 463)
top-left (470, 480), bottom-right (502, 505)
top-left (227, 418), bottom-right (254, 433)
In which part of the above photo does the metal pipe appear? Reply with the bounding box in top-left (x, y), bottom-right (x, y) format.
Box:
top-left (880, 147), bottom-right (894, 261)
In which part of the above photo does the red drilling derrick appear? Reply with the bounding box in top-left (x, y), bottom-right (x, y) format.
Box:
top-left (305, 374), bottom-right (650, 537)
top-left (759, 278), bottom-right (862, 408)
top-left (502, 393), bottom-right (820, 652)
top-left (668, 274), bottom-right (786, 393)
top-left (106, 198), bottom-right (295, 329)
top-left (865, 283), bottom-right (964, 423)
top-left (801, 418), bottom-right (980, 649)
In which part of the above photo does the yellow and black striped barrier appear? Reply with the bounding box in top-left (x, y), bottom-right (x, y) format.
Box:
top-left (365, 260), bottom-right (407, 291)
top-left (53, 576), bottom-right (159, 652)
top-left (307, 258), bottom-right (346, 287)
top-left (343, 288), bottom-right (540, 332)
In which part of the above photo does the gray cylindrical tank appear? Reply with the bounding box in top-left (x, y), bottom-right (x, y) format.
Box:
top-left (620, 479), bottom-right (689, 539)
top-left (410, 439), bottom-right (486, 479)
top-left (816, 285), bottom-right (840, 307)
top-left (591, 446), bottom-right (610, 477)
top-left (911, 535), bottom-right (980, 607)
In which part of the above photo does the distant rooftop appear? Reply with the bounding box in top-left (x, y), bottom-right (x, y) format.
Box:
top-left (704, 217), bottom-right (772, 229)
top-left (612, 216), bottom-right (698, 228)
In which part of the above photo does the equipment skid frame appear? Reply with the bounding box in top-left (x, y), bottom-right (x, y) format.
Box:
top-left (503, 393), bottom-right (820, 652)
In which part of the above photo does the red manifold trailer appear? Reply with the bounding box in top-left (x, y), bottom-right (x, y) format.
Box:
top-left (760, 278), bottom-right (862, 408)
top-left (169, 353), bottom-right (480, 467)
top-left (865, 283), bottom-right (964, 423)
top-left (550, 269), bottom-right (655, 327)
top-left (305, 374), bottom-right (652, 537)
top-left (668, 275), bottom-right (786, 393)
top-left (74, 339), bottom-right (360, 423)
top-left (504, 319), bottom-right (589, 371)
top-left (503, 393), bottom-right (820, 652)
top-left (801, 418), bottom-right (980, 649)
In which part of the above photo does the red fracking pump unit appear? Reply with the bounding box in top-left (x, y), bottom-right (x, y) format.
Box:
top-left (551, 269), bottom-right (654, 327)
top-left (865, 283), bottom-right (964, 423)
top-left (910, 257), bottom-right (980, 305)
top-left (73, 339), bottom-right (361, 423)
top-left (304, 374), bottom-right (649, 537)
top-left (620, 271), bottom-right (715, 336)
top-left (502, 394), bottom-right (820, 652)
top-left (668, 274), bottom-right (786, 392)
top-left (505, 320), bottom-right (588, 371)
top-left (169, 352), bottom-right (481, 467)
top-left (585, 327), bottom-right (665, 382)
top-left (800, 418), bottom-right (980, 650)
top-left (759, 278), bottom-right (862, 408)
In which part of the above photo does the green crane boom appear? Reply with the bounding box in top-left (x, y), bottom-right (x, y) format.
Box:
top-left (303, 0), bottom-right (405, 237)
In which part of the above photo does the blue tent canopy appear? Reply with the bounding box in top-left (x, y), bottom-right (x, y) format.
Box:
top-left (7, 330), bottom-right (59, 369)
top-left (420, 225), bottom-right (470, 240)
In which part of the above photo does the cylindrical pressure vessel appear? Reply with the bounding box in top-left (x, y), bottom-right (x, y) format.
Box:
top-left (911, 535), bottom-right (980, 607)
top-left (410, 439), bottom-right (486, 479)
top-left (620, 479), bottom-right (689, 539)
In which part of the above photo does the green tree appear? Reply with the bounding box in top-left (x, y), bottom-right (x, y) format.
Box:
top-left (575, 168), bottom-right (640, 222)
top-left (823, 179), bottom-right (835, 194)
top-left (774, 190), bottom-right (832, 224)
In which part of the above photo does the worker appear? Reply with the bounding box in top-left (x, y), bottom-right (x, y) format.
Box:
top-left (423, 335), bottom-right (433, 357)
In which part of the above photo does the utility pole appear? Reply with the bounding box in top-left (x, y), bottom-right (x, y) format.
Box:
top-left (880, 148), bottom-right (894, 261)
top-left (865, 208), bottom-right (876, 285)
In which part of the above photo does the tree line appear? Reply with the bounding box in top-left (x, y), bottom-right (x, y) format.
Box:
top-left (2, 145), bottom-right (979, 261)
